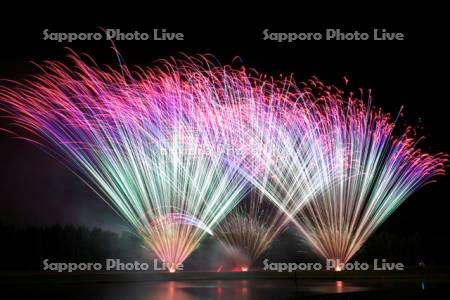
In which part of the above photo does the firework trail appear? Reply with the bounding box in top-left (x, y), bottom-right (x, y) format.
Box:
top-left (293, 80), bottom-right (447, 264)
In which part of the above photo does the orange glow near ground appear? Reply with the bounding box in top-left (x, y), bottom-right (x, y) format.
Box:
top-left (336, 280), bottom-right (344, 293)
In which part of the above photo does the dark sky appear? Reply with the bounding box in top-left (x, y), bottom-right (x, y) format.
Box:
top-left (0, 13), bottom-right (448, 238)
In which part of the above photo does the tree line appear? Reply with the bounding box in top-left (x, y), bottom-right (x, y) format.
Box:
top-left (1, 222), bottom-right (448, 270)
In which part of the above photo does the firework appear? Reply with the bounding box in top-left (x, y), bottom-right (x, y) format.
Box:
top-left (0, 52), bottom-right (446, 270)
top-left (216, 191), bottom-right (289, 271)
top-left (212, 79), bottom-right (342, 270)
top-left (293, 81), bottom-right (447, 264)
top-left (0, 53), bottom-right (253, 271)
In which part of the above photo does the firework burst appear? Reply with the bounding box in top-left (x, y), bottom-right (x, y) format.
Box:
top-left (0, 53), bottom-right (446, 270)
top-left (0, 53), bottom-right (253, 271)
top-left (216, 191), bottom-right (289, 271)
top-left (293, 81), bottom-right (447, 264)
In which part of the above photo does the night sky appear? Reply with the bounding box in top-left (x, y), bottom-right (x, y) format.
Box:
top-left (0, 14), bottom-right (448, 240)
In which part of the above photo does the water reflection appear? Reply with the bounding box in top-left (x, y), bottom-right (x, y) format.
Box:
top-left (149, 281), bottom-right (193, 300)
top-left (336, 280), bottom-right (344, 293)
top-left (6, 278), bottom-right (433, 300)
top-left (137, 279), bottom-right (368, 300)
